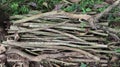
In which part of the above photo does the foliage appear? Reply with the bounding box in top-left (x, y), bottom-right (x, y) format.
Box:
top-left (0, 0), bottom-right (103, 14)
top-left (63, 3), bottom-right (78, 12)
top-left (62, 0), bottom-right (105, 13)
top-left (0, 0), bottom-right (120, 15)
top-left (97, 5), bottom-right (108, 12)
top-left (115, 48), bottom-right (120, 53)
top-left (107, 6), bottom-right (120, 24)
top-left (80, 63), bottom-right (87, 67)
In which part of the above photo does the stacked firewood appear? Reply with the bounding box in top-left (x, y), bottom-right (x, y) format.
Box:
top-left (0, 0), bottom-right (120, 66)
top-left (0, 10), bottom-right (118, 67)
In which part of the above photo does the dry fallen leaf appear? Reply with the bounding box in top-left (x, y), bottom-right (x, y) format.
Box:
top-left (0, 44), bottom-right (6, 54)
top-left (14, 31), bottom-right (20, 41)
top-left (43, 2), bottom-right (48, 8)
top-left (111, 56), bottom-right (118, 62)
top-left (0, 54), bottom-right (6, 63)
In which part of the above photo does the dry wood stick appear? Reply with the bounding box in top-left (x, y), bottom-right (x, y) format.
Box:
top-left (20, 36), bottom-right (105, 41)
top-left (34, 52), bottom-right (82, 61)
top-left (66, 58), bottom-right (108, 63)
top-left (7, 48), bottom-right (98, 62)
top-left (13, 11), bottom-right (91, 25)
top-left (48, 59), bottom-right (78, 66)
top-left (3, 41), bottom-right (107, 49)
top-left (34, 46), bottom-right (100, 61)
top-left (85, 49), bottom-right (120, 55)
top-left (10, 25), bottom-right (107, 36)
top-left (10, 23), bottom-right (108, 36)
top-left (56, 26), bottom-right (108, 36)
top-left (4, 42), bottom-right (100, 61)
top-left (22, 22), bottom-right (108, 28)
top-left (19, 20), bottom-right (69, 33)
top-left (46, 29), bottom-right (86, 42)
top-left (21, 23), bottom-right (89, 28)
top-left (3, 43), bottom-right (104, 61)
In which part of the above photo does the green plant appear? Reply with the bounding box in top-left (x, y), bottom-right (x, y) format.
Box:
top-left (115, 48), bottom-right (120, 53)
top-left (62, 0), bottom-right (104, 13)
top-left (80, 63), bottom-right (87, 67)
top-left (19, 5), bottom-right (30, 14)
top-left (0, 0), bottom-right (7, 5)
top-left (81, 7), bottom-right (92, 14)
top-left (36, 0), bottom-right (61, 12)
top-left (63, 3), bottom-right (78, 12)
top-left (10, 3), bottom-right (19, 14)
top-left (97, 5), bottom-right (108, 12)
top-left (10, 2), bottom-right (30, 15)
top-left (1, 0), bottom-right (117, 15)
top-left (80, 0), bottom-right (104, 13)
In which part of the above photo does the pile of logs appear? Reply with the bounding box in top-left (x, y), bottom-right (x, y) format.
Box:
top-left (0, 10), bottom-right (119, 67)
top-left (0, 0), bottom-right (120, 66)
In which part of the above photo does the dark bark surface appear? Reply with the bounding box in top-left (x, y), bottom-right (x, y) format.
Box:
top-left (0, 9), bottom-right (10, 42)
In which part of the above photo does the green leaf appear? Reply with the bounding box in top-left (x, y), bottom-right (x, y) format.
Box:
top-left (85, 8), bottom-right (92, 12)
top-left (80, 63), bottom-right (87, 67)
top-left (10, 3), bottom-right (19, 10)
top-left (19, 5), bottom-right (29, 14)
top-left (115, 48), bottom-right (120, 53)
top-left (81, 8), bottom-right (86, 14)
top-left (64, 3), bottom-right (77, 12)
top-left (1, 0), bottom-right (6, 3)
top-left (52, 0), bottom-right (61, 4)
